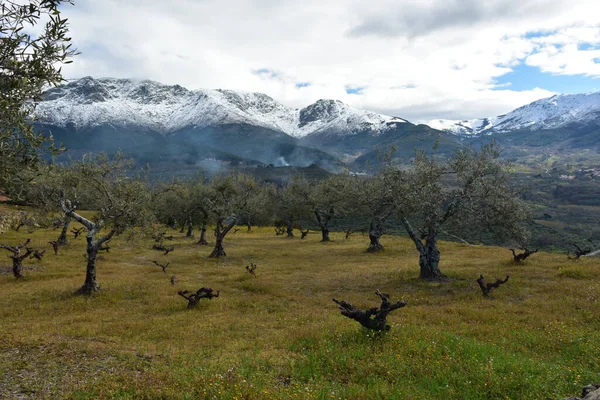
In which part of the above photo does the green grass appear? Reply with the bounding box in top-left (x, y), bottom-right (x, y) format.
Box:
top-left (0, 224), bottom-right (599, 399)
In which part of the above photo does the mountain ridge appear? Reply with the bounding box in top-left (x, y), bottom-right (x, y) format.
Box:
top-left (34, 77), bottom-right (600, 174)
top-left (36, 77), bottom-right (407, 140)
top-left (419, 92), bottom-right (600, 136)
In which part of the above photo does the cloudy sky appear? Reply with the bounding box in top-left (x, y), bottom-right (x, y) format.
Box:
top-left (58, 0), bottom-right (600, 121)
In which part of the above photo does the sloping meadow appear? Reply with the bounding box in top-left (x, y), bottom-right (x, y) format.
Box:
top-left (0, 225), bottom-right (598, 399)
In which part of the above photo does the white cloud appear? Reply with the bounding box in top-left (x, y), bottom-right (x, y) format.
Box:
top-left (59, 0), bottom-right (600, 121)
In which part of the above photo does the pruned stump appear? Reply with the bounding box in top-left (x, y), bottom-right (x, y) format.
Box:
top-left (477, 274), bottom-right (510, 297)
top-left (246, 263), bottom-right (257, 277)
top-left (568, 244), bottom-right (591, 261)
top-left (71, 227), bottom-right (85, 239)
top-left (333, 290), bottom-right (407, 331)
top-left (509, 248), bottom-right (537, 263)
top-left (1, 239), bottom-right (33, 279)
top-left (178, 287), bottom-right (219, 308)
top-left (48, 241), bottom-right (59, 255)
top-left (30, 249), bottom-right (46, 261)
top-left (153, 243), bottom-right (174, 255)
top-left (52, 218), bottom-right (63, 230)
top-left (152, 260), bottom-right (169, 273)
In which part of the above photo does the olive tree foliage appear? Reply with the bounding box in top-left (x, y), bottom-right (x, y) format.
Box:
top-left (200, 173), bottom-right (259, 258)
top-left (1, 0), bottom-right (77, 199)
top-left (357, 146), bottom-right (402, 252)
top-left (239, 182), bottom-right (275, 231)
top-left (356, 173), bottom-right (395, 252)
top-left (152, 178), bottom-right (204, 234)
top-left (19, 162), bottom-right (81, 244)
top-left (287, 174), bottom-right (359, 242)
top-left (386, 143), bottom-right (530, 280)
top-left (269, 178), bottom-right (311, 238)
top-left (59, 153), bottom-right (154, 294)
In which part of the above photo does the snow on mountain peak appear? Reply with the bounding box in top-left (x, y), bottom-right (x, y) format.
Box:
top-left (420, 92), bottom-right (600, 136)
top-left (35, 77), bottom-right (406, 138)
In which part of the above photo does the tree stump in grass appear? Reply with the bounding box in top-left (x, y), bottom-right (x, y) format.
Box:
top-left (333, 290), bottom-right (407, 331)
top-left (476, 274), bottom-right (510, 297)
top-left (178, 288), bottom-right (219, 308)
top-left (0, 238), bottom-right (33, 279)
top-left (509, 248), bottom-right (537, 263)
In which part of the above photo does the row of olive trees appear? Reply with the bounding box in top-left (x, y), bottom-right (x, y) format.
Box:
top-left (17, 141), bottom-right (529, 293)
top-left (148, 142), bottom-right (530, 281)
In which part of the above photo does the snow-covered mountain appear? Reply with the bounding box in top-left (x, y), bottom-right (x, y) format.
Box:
top-left (420, 92), bottom-right (600, 136)
top-left (36, 77), bottom-right (406, 138)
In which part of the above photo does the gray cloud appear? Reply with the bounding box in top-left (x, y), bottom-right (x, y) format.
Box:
top-left (348, 0), bottom-right (564, 38)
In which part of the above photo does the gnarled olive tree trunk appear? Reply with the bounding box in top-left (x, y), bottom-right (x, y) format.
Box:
top-left (286, 219), bottom-right (294, 238)
top-left (315, 209), bottom-right (333, 242)
top-left (57, 215), bottom-right (71, 245)
top-left (197, 223), bottom-right (208, 245)
top-left (209, 216), bottom-right (236, 258)
top-left (81, 238), bottom-right (100, 293)
top-left (60, 194), bottom-right (115, 295)
top-left (186, 217), bottom-right (194, 237)
top-left (402, 218), bottom-right (444, 280)
top-left (76, 228), bottom-right (114, 295)
top-left (367, 217), bottom-right (385, 252)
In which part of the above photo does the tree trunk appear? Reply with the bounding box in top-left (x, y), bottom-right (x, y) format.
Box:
top-left (367, 218), bottom-right (384, 252)
top-left (419, 235), bottom-right (442, 280)
top-left (186, 217), bottom-right (194, 237)
top-left (315, 210), bottom-right (332, 242)
top-left (367, 234), bottom-right (383, 252)
top-left (286, 220), bottom-right (294, 238)
top-left (209, 237), bottom-right (226, 258)
top-left (11, 257), bottom-right (24, 279)
top-left (402, 218), bottom-right (445, 281)
top-left (321, 226), bottom-right (330, 242)
top-left (77, 241), bottom-right (100, 295)
top-left (57, 216), bottom-right (71, 245)
top-left (208, 216), bottom-right (236, 258)
top-left (197, 223), bottom-right (208, 245)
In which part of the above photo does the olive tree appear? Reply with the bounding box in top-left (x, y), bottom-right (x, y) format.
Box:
top-left (285, 174), bottom-right (358, 242)
top-left (201, 173), bottom-right (259, 258)
top-left (59, 153), bottom-right (153, 294)
top-left (387, 143), bottom-right (530, 280)
top-left (153, 178), bottom-right (201, 236)
top-left (270, 178), bottom-right (311, 238)
top-left (349, 171), bottom-right (396, 252)
top-left (1, 0), bottom-right (77, 199)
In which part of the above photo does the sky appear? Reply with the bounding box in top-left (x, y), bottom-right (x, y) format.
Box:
top-left (56, 0), bottom-right (600, 121)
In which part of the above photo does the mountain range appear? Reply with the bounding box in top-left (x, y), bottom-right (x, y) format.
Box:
top-left (35, 77), bottom-right (600, 175)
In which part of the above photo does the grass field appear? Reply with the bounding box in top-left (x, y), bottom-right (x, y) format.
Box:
top-left (0, 224), bottom-right (599, 399)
